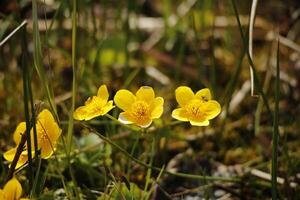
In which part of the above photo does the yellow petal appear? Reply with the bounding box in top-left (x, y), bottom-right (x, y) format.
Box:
top-left (140, 120), bottom-right (152, 128)
top-left (0, 190), bottom-right (5, 199)
top-left (136, 118), bottom-right (152, 128)
top-left (13, 122), bottom-right (26, 145)
top-left (35, 109), bottom-right (61, 159)
top-left (97, 84), bottom-right (109, 101)
top-left (3, 148), bottom-right (17, 162)
top-left (4, 148), bottom-right (30, 169)
top-left (3, 178), bottom-right (22, 200)
top-left (14, 159), bottom-right (28, 170)
top-left (73, 106), bottom-right (88, 120)
top-left (151, 97), bottom-right (164, 119)
top-left (40, 140), bottom-right (54, 159)
top-left (114, 89), bottom-right (135, 111)
top-left (175, 86), bottom-right (194, 107)
top-left (118, 112), bottom-right (133, 124)
top-left (190, 120), bottom-right (210, 126)
top-left (37, 109), bottom-right (61, 143)
top-left (74, 96), bottom-right (105, 120)
top-left (136, 86), bottom-right (155, 103)
top-left (171, 108), bottom-right (189, 121)
top-left (195, 88), bottom-right (211, 101)
top-left (203, 100), bottom-right (221, 119)
top-left (101, 101), bottom-right (115, 115)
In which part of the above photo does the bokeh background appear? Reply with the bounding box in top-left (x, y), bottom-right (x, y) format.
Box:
top-left (0, 0), bottom-right (300, 199)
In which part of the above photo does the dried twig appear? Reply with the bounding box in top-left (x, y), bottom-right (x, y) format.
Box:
top-left (0, 20), bottom-right (27, 47)
top-left (249, 0), bottom-right (258, 96)
top-left (5, 133), bottom-right (27, 182)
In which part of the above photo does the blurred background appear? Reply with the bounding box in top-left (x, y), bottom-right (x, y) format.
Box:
top-left (0, 0), bottom-right (300, 199)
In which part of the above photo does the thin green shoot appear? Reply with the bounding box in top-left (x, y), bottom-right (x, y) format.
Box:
top-left (271, 41), bottom-right (280, 199)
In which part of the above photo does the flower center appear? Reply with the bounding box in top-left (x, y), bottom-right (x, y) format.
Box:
top-left (36, 122), bottom-right (50, 146)
top-left (131, 100), bottom-right (150, 120)
top-left (184, 99), bottom-right (205, 120)
top-left (87, 97), bottom-right (104, 112)
top-left (39, 128), bottom-right (49, 144)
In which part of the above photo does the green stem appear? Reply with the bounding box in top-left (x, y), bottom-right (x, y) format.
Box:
top-left (143, 135), bottom-right (155, 199)
top-left (66, 0), bottom-right (80, 199)
top-left (231, 0), bottom-right (273, 119)
top-left (21, 26), bottom-right (33, 188)
top-left (67, 0), bottom-right (78, 155)
top-left (126, 132), bottom-right (141, 177)
top-left (272, 41), bottom-right (280, 199)
top-left (81, 123), bottom-right (239, 183)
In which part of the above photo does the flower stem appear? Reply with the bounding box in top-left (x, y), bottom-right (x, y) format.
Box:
top-left (143, 134), bottom-right (155, 199)
top-left (126, 132), bottom-right (141, 177)
top-left (81, 123), bottom-right (240, 183)
top-left (5, 134), bottom-right (27, 183)
top-left (271, 41), bottom-right (280, 200)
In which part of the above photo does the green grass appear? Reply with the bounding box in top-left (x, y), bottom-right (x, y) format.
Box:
top-left (272, 41), bottom-right (280, 200)
top-left (0, 0), bottom-right (298, 199)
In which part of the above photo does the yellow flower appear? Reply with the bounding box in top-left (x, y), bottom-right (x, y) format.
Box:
top-left (0, 177), bottom-right (29, 200)
top-left (114, 86), bottom-right (164, 128)
top-left (74, 85), bottom-right (115, 120)
top-left (3, 149), bottom-right (30, 169)
top-left (172, 86), bottom-right (221, 126)
top-left (4, 109), bottom-right (61, 167)
top-left (35, 109), bottom-right (62, 159)
top-left (3, 122), bottom-right (31, 169)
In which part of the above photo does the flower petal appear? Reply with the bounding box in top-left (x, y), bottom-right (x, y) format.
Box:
top-left (203, 100), bottom-right (221, 119)
top-left (3, 148), bottom-right (28, 169)
top-left (73, 106), bottom-right (88, 120)
top-left (75, 96), bottom-right (108, 120)
top-left (118, 112), bottom-right (133, 124)
top-left (190, 120), bottom-right (210, 126)
top-left (171, 108), bottom-right (189, 121)
top-left (3, 178), bottom-right (22, 200)
top-left (151, 97), bottom-right (164, 119)
top-left (0, 190), bottom-right (5, 199)
top-left (3, 148), bottom-right (17, 162)
top-left (40, 140), bottom-right (55, 159)
top-left (101, 101), bottom-right (115, 115)
top-left (37, 109), bottom-right (61, 142)
top-left (13, 122), bottom-right (26, 145)
top-left (97, 84), bottom-right (109, 101)
top-left (114, 89), bottom-right (135, 111)
top-left (35, 109), bottom-right (61, 159)
top-left (139, 119), bottom-right (152, 128)
top-left (195, 88), bottom-right (211, 101)
top-left (175, 86), bottom-right (194, 107)
top-left (136, 86), bottom-right (155, 103)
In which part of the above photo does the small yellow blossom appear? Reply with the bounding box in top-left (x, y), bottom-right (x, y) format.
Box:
top-left (114, 86), bottom-right (164, 128)
top-left (0, 177), bottom-right (29, 200)
top-left (4, 109), bottom-right (61, 167)
top-left (3, 122), bottom-right (30, 169)
top-left (172, 86), bottom-right (221, 126)
top-left (35, 109), bottom-right (62, 159)
top-left (74, 85), bottom-right (115, 120)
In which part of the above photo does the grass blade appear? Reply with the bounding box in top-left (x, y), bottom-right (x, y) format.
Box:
top-left (32, 0), bottom-right (58, 121)
top-left (66, 0), bottom-right (78, 155)
top-left (21, 26), bottom-right (33, 188)
top-left (65, 1), bottom-right (81, 199)
top-left (272, 41), bottom-right (280, 199)
top-left (231, 0), bottom-right (273, 119)
top-left (249, 0), bottom-right (259, 96)
top-left (82, 123), bottom-right (240, 183)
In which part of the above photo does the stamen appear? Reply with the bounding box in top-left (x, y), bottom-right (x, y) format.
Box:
top-left (131, 101), bottom-right (150, 120)
top-left (185, 99), bottom-right (204, 119)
